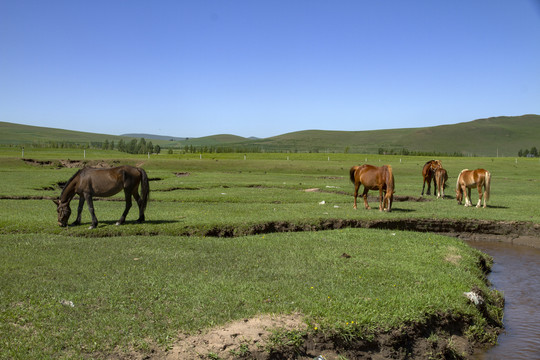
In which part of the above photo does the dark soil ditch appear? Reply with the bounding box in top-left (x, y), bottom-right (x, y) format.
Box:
top-left (191, 218), bottom-right (540, 249)
top-left (23, 158), bottom-right (120, 168)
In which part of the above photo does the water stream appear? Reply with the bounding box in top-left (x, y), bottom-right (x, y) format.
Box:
top-left (467, 240), bottom-right (540, 359)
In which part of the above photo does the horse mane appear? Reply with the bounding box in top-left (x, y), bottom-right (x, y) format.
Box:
top-left (456, 169), bottom-right (469, 190)
top-left (60, 169), bottom-right (82, 199)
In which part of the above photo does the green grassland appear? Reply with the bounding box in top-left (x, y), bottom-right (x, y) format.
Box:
top-left (3, 114), bottom-right (540, 157)
top-left (1, 147), bottom-right (538, 359)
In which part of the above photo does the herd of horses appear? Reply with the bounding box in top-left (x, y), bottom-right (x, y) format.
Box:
top-left (421, 160), bottom-right (491, 208)
top-left (54, 161), bottom-right (491, 229)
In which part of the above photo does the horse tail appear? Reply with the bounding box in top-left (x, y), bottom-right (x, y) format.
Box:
top-left (484, 171), bottom-right (491, 202)
top-left (443, 170), bottom-right (448, 189)
top-left (138, 167), bottom-right (150, 211)
top-left (386, 165), bottom-right (394, 192)
top-left (349, 166), bottom-right (360, 184)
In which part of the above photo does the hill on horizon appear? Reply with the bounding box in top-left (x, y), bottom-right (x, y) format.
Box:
top-left (1, 114), bottom-right (538, 157)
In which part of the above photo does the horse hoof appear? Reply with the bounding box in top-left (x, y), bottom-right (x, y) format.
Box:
top-left (115, 222), bottom-right (121, 226)
top-left (88, 226), bottom-right (95, 230)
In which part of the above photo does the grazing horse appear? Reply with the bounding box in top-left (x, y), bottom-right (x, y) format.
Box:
top-left (421, 160), bottom-right (442, 196)
top-left (456, 168), bottom-right (491, 208)
top-left (349, 164), bottom-right (395, 212)
top-left (54, 165), bottom-right (150, 229)
top-left (434, 167), bottom-right (448, 199)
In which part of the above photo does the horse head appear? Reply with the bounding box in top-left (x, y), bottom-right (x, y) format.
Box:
top-left (430, 160), bottom-right (442, 171)
top-left (53, 199), bottom-right (71, 227)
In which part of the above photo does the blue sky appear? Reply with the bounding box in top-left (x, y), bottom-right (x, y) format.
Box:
top-left (1, 1), bottom-right (539, 138)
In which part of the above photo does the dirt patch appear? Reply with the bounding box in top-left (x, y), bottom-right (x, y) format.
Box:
top-left (23, 158), bottom-right (119, 168)
top-left (117, 310), bottom-right (499, 360)
top-left (162, 314), bottom-right (306, 360)
top-left (174, 172), bottom-right (190, 177)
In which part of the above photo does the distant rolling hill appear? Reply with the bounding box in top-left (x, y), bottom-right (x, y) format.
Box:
top-left (121, 133), bottom-right (187, 141)
top-left (0, 122), bottom-right (134, 145)
top-left (247, 114), bottom-right (540, 156)
top-left (1, 114), bottom-right (538, 156)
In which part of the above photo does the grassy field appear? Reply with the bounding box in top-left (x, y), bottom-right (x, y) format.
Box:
top-left (3, 114), bottom-right (540, 156)
top-left (1, 148), bottom-right (538, 359)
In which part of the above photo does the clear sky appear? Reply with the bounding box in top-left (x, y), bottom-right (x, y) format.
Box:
top-left (1, 1), bottom-right (539, 138)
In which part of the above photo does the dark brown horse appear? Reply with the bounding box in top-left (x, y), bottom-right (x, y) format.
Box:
top-left (456, 168), bottom-right (491, 208)
top-left (434, 167), bottom-right (448, 199)
top-left (421, 160), bottom-right (442, 196)
top-left (54, 165), bottom-right (150, 229)
top-left (349, 164), bottom-right (395, 212)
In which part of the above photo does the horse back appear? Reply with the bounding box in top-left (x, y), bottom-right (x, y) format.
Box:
top-left (79, 166), bottom-right (141, 196)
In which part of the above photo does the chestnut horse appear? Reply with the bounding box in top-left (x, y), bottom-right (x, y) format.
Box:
top-left (456, 168), bottom-right (491, 208)
top-left (349, 164), bottom-right (395, 212)
top-left (421, 160), bottom-right (442, 196)
top-left (54, 165), bottom-right (150, 229)
top-left (434, 167), bottom-right (448, 199)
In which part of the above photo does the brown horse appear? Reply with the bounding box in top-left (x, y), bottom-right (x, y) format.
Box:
top-left (456, 168), bottom-right (491, 208)
top-left (54, 165), bottom-right (150, 229)
top-left (421, 160), bottom-right (442, 196)
top-left (349, 164), bottom-right (395, 212)
top-left (434, 167), bottom-right (448, 199)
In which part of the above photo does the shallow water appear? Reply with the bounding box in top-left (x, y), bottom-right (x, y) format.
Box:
top-left (467, 240), bottom-right (540, 359)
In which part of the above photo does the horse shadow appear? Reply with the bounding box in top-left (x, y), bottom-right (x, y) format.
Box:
top-left (99, 219), bottom-right (180, 226)
top-left (483, 205), bottom-right (508, 209)
top-left (388, 208), bottom-right (415, 213)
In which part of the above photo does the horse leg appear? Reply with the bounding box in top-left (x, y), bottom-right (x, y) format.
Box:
top-left (421, 178), bottom-right (426, 196)
top-left (84, 193), bottom-right (98, 229)
top-left (116, 189), bottom-right (133, 225)
top-left (132, 190), bottom-right (145, 223)
top-left (460, 185), bottom-right (468, 206)
top-left (378, 187), bottom-right (384, 211)
top-left (465, 188), bottom-right (472, 207)
top-left (72, 196), bottom-right (85, 226)
top-left (476, 185), bottom-right (483, 208)
top-left (353, 182), bottom-right (360, 209)
top-left (362, 188), bottom-right (371, 210)
top-left (441, 180), bottom-right (445, 198)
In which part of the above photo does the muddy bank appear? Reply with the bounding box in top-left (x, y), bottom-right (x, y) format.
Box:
top-left (197, 218), bottom-right (540, 249)
top-left (124, 291), bottom-right (503, 360)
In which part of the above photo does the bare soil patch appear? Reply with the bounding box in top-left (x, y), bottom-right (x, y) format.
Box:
top-left (118, 310), bottom-right (501, 360)
top-left (163, 313), bottom-right (305, 360)
top-left (23, 158), bottom-right (119, 168)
